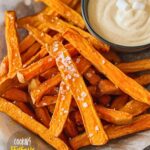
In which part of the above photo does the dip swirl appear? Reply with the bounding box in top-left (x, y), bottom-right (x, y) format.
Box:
top-left (88, 0), bottom-right (150, 46)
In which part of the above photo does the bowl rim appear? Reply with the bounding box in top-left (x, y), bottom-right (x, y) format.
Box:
top-left (81, 0), bottom-right (150, 50)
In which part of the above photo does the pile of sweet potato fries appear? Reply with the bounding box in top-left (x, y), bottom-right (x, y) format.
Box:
top-left (0, 0), bottom-right (150, 149)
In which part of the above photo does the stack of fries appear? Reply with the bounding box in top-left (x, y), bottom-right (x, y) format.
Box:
top-left (0, 0), bottom-right (150, 149)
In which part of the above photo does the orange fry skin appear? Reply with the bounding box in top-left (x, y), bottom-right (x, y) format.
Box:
top-left (48, 81), bottom-right (72, 137)
top-left (70, 114), bottom-right (150, 150)
top-left (0, 57), bottom-right (9, 77)
top-left (36, 0), bottom-right (85, 29)
top-left (2, 88), bottom-right (29, 103)
top-left (26, 25), bottom-right (108, 145)
top-left (5, 11), bottom-right (22, 77)
top-left (0, 97), bottom-right (69, 150)
top-left (63, 29), bottom-right (150, 105)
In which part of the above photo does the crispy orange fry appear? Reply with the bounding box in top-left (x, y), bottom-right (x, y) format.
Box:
top-left (120, 100), bottom-right (149, 116)
top-left (21, 42), bottom-right (41, 63)
top-left (42, 16), bottom-right (109, 51)
top-left (19, 35), bottom-right (36, 53)
top-left (37, 95), bottom-right (58, 107)
top-left (5, 11), bottom-right (22, 77)
top-left (134, 74), bottom-right (150, 86)
top-left (2, 88), bottom-right (29, 103)
top-left (36, 0), bottom-right (85, 29)
top-left (0, 57), bottom-right (9, 77)
top-left (63, 29), bottom-right (150, 105)
top-left (84, 68), bottom-right (101, 85)
top-left (117, 59), bottom-right (150, 73)
top-left (34, 107), bottom-right (51, 128)
top-left (0, 97), bottom-right (69, 150)
top-left (69, 0), bottom-right (80, 8)
top-left (64, 117), bottom-right (78, 138)
top-left (111, 94), bottom-right (129, 110)
top-left (26, 25), bottom-right (108, 145)
top-left (13, 101), bottom-right (35, 118)
top-left (70, 114), bottom-right (150, 150)
top-left (40, 67), bottom-right (59, 80)
top-left (31, 74), bottom-right (61, 104)
top-left (23, 46), bottom-right (47, 67)
top-left (98, 80), bottom-right (122, 95)
top-left (101, 50), bottom-right (121, 64)
top-left (48, 81), bottom-right (72, 137)
top-left (73, 105), bottom-right (133, 125)
top-left (17, 45), bottom-right (77, 83)
top-left (95, 105), bottom-right (133, 125)
top-left (87, 86), bottom-right (97, 97)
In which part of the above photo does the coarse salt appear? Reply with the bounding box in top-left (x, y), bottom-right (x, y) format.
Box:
top-left (81, 92), bottom-right (87, 98)
top-left (83, 102), bottom-right (88, 108)
top-left (95, 125), bottom-right (99, 131)
top-left (76, 58), bottom-right (81, 63)
top-left (88, 133), bottom-right (93, 138)
top-left (102, 59), bottom-right (106, 64)
top-left (86, 72), bottom-right (92, 78)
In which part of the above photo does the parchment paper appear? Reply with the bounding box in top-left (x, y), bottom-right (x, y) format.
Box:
top-left (0, 0), bottom-right (150, 150)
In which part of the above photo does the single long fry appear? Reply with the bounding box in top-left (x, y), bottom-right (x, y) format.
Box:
top-left (120, 100), bottom-right (149, 116)
top-left (0, 97), bottom-right (69, 150)
top-left (36, 0), bottom-right (85, 29)
top-left (42, 16), bottom-right (109, 51)
top-left (31, 74), bottom-right (61, 104)
top-left (21, 42), bottom-right (41, 63)
top-left (63, 29), bottom-right (150, 105)
top-left (70, 114), bottom-right (150, 150)
top-left (37, 95), bottom-right (58, 107)
top-left (34, 107), bottom-right (51, 128)
top-left (73, 105), bottom-right (133, 125)
top-left (13, 101), bottom-right (35, 118)
top-left (2, 88), bottom-right (29, 103)
top-left (0, 57), bottom-right (9, 77)
top-left (64, 117), bottom-right (78, 138)
top-left (26, 25), bottom-right (108, 145)
top-left (5, 11), bottom-right (22, 77)
top-left (98, 80), bottom-right (122, 95)
top-left (111, 94), bottom-right (129, 110)
top-left (84, 68), bottom-right (101, 85)
top-left (117, 59), bottom-right (150, 73)
top-left (48, 81), bottom-right (72, 137)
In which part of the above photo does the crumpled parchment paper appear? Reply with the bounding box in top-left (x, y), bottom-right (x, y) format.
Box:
top-left (0, 0), bottom-right (150, 150)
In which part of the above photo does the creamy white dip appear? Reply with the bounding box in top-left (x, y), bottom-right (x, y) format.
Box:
top-left (88, 0), bottom-right (150, 46)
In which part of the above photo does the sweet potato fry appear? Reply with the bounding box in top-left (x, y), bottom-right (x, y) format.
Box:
top-left (70, 114), bottom-right (150, 150)
top-left (101, 50), bottom-right (121, 64)
top-left (64, 117), bottom-right (78, 138)
top-left (111, 94), bottom-right (129, 110)
top-left (98, 80), bottom-right (122, 95)
top-left (19, 35), bottom-right (36, 53)
top-left (18, 56), bottom-right (55, 83)
top-left (31, 74), bottom-right (61, 104)
top-left (5, 11), bottom-right (22, 77)
top-left (120, 100), bottom-right (149, 116)
top-left (40, 67), bottom-right (59, 80)
top-left (23, 46), bottom-right (47, 67)
top-left (73, 105), bottom-right (133, 125)
top-left (0, 57), bottom-right (9, 77)
top-left (87, 86), bottom-right (97, 97)
top-left (13, 101), bottom-right (35, 118)
top-left (17, 44), bottom-right (77, 83)
top-left (0, 97), bottom-right (69, 150)
top-left (48, 81), bottom-right (72, 137)
top-left (63, 29), bottom-right (150, 105)
top-left (95, 105), bottom-right (133, 125)
top-left (42, 16), bottom-right (109, 51)
top-left (25, 25), bottom-right (108, 145)
top-left (134, 74), bottom-right (150, 86)
top-left (21, 42), bottom-right (41, 63)
top-left (36, 0), bottom-right (85, 29)
top-left (2, 88), bottom-right (29, 103)
top-left (37, 95), bottom-right (58, 107)
top-left (117, 59), bottom-right (150, 73)
top-left (69, 0), bottom-right (80, 8)
top-left (48, 104), bottom-right (55, 113)
top-left (34, 107), bottom-right (51, 128)
top-left (84, 68), bottom-right (101, 85)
